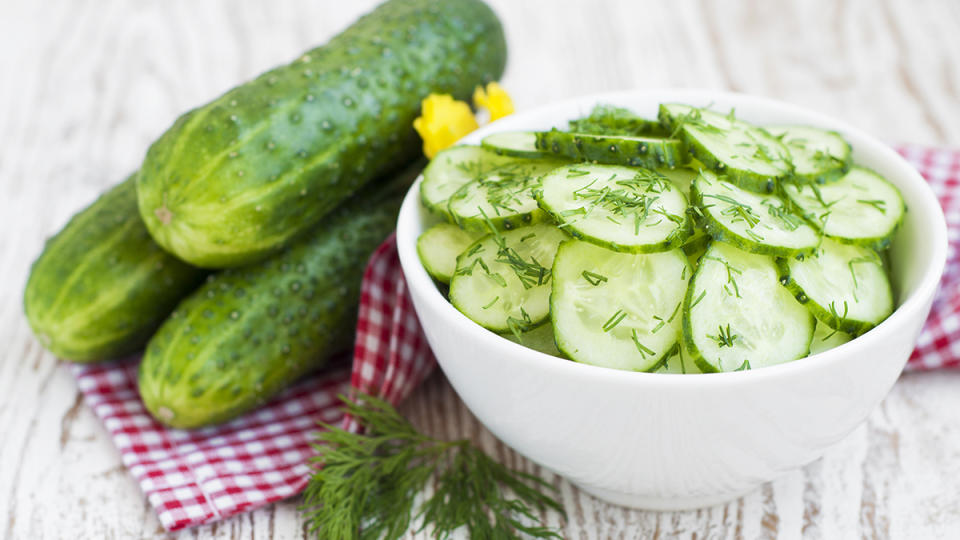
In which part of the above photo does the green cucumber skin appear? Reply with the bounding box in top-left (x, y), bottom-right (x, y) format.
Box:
top-left (534, 130), bottom-right (687, 169)
top-left (137, 0), bottom-right (506, 268)
top-left (138, 176), bottom-right (410, 429)
top-left (24, 175), bottom-right (207, 362)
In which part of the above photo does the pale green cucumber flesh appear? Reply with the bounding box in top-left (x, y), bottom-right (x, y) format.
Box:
top-left (683, 241), bottom-right (814, 372)
top-left (417, 223), bottom-right (483, 284)
top-left (778, 237), bottom-right (893, 336)
top-left (551, 240), bottom-right (690, 371)
top-left (782, 167), bottom-right (905, 249)
top-left (809, 319), bottom-right (853, 355)
top-left (693, 170), bottom-right (819, 256)
top-left (481, 131), bottom-right (550, 158)
top-left (447, 159), bottom-right (565, 232)
top-left (537, 163), bottom-right (690, 252)
top-left (500, 323), bottom-right (565, 358)
top-left (420, 145), bottom-right (517, 217)
top-left (449, 224), bottom-right (567, 333)
top-left (659, 103), bottom-right (792, 193)
top-left (767, 125), bottom-right (852, 183)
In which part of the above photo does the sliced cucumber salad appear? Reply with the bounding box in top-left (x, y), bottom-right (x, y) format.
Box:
top-left (418, 102), bottom-right (905, 373)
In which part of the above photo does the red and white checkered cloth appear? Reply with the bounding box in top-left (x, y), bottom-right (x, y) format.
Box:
top-left (71, 144), bottom-right (959, 532)
top-left (71, 238), bottom-right (435, 531)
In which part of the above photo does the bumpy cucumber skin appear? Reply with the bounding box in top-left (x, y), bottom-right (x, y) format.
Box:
top-left (23, 175), bottom-right (207, 362)
top-left (138, 0), bottom-right (506, 268)
top-left (138, 176), bottom-right (410, 429)
top-left (534, 129), bottom-right (687, 169)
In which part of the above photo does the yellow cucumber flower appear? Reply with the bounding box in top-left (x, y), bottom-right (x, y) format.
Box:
top-left (412, 94), bottom-right (478, 159)
top-left (473, 82), bottom-right (514, 121)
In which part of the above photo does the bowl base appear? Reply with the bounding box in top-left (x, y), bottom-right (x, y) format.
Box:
top-left (571, 482), bottom-right (758, 512)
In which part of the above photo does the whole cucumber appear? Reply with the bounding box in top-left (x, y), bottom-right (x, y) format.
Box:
top-left (138, 166), bottom-right (418, 428)
top-left (24, 175), bottom-right (207, 362)
top-left (137, 0), bottom-right (506, 268)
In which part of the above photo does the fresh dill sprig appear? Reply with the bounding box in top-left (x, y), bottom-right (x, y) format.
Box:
top-left (631, 329), bottom-right (656, 358)
top-left (302, 394), bottom-right (565, 540)
top-left (602, 309), bottom-right (628, 332)
top-left (708, 324), bottom-right (738, 348)
top-left (581, 270), bottom-right (608, 286)
top-left (856, 199), bottom-right (887, 214)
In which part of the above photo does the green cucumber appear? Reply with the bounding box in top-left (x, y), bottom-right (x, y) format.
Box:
top-left (449, 224), bottom-right (566, 333)
top-left (767, 125), bottom-right (851, 184)
top-left (657, 165), bottom-right (699, 197)
top-left (481, 131), bottom-right (551, 159)
top-left (417, 223), bottom-right (482, 283)
top-left (447, 159), bottom-right (565, 232)
top-left (537, 163), bottom-right (690, 253)
top-left (137, 0), bottom-right (506, 268)
top-left (568, 104), bottom-right (667, 137)
top-left (781, 167), bottom-right (905, 250)
top-left (420, 145), bottom-right (517, 217)
top-left (138, 168), bottom-right (416, 428)
top-left (534, 129), bottom-right (687, 169)
top-left (777, 238), bottom-right (893, 336)
top-left (659, 104), bottom-right (792, 193)
top-left (501, 323), bottom-right (564, 358)
top-left (692, 170), bottom-right (819, 257)
top-left (551, 240), bottom-right (690, 372)
top-left (809, 319), bottom-right (853, 355)
top-left (683, 241), bottom-right (814, 372)
top-left (24, 175), bottom-right (206, 362)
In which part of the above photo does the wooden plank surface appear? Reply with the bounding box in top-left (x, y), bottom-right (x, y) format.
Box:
top-left (1, 0), bottom-right (959, 538)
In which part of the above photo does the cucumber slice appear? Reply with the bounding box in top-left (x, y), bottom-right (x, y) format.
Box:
top-left (537, 163), bottom-right (690, 253)
top-left (535, 129), bottom-right (687, 169)
top-left (809, 319), bottom-right (853, 355)
top-left (657, 165), bottom-right (699, 197)
top-left (659, 104), bottom-right (791, 193)
top-left (420, 145), bottom-right (517, 217)
top-left (447, 159), bottom-right (564, 232)
top-left (481, 131), bottom-right (550, 159)
top-left (692, 170), bottom-right (819, 257)
top-left (551, 240), bottom-right (690, 371)
top-left (500, 323), bottom-right (565, 358)
top-left (767, 125), bottom-right (852, 184)
top-left (568, 104), bottom-right (668, 137)
top-left (417, 223), bottom-right (483, 284)
top-left (777, 237), bottom-right (893, 336)
top-left (449, 224), bottom-right (566, 333)
top-left (660, 339), bottom-right (705, 374)
top-left (781, 167), bottom-right (905, 250)
top-left (684, 241), bottom-right (814, 372)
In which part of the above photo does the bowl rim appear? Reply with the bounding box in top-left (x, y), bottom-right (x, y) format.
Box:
top-left (396, 88), bottom-right (949, 387)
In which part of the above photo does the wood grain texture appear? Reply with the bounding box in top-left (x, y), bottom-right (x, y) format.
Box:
top-left (1, 0), bottom-right (959, 538)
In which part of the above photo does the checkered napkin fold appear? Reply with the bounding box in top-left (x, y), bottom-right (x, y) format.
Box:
top-left (71, 144), bottom-right (960, 531)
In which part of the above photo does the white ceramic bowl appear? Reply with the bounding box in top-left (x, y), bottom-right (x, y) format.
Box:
top-left (396, 90), bottom-right (948, 510)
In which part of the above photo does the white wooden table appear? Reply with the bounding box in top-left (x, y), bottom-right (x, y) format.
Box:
top-left (2, 1), bottom-right (960, 538)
